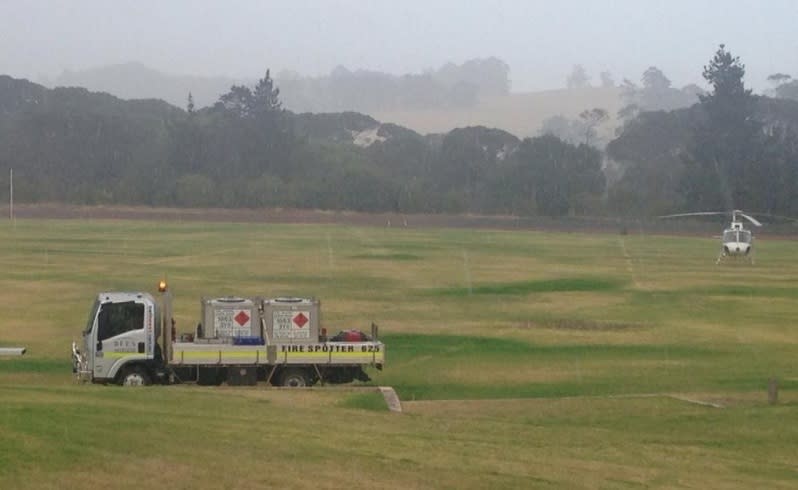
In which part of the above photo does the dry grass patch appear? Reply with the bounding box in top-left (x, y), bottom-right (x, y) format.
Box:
top-left (519, 318), bottom-right (647, 331)
top-left (439, 365), bottom-right (575, 385)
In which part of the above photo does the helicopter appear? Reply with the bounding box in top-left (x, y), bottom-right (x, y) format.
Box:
top-left (660, 210), bottom-right (762, 264)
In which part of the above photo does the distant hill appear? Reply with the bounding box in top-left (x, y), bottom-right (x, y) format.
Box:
top-left (48, 62), bottom-right (621, 139)
top-left (53, 62), bottom-right (245, 109)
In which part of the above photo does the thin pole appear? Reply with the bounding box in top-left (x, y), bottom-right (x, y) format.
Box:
top-left (9, 168), bottom-right (12, 221)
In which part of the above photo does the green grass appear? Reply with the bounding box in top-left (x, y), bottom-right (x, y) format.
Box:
top-left (378, 333), bottom-right (791, 400)
top-left (1, 216), bottom-right (798, 488)
top-left (0, 358), bottom-right (68, 374)
top-left (432, 277), bottom-right (625, 296)
top-left (340, 391), bottom-right (391, 411)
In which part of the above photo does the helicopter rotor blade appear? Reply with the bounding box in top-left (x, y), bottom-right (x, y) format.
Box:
top-left (661, 210), bottom-right (764, 226)
top-left (738, 212), bottom-right (762, 227)
top-left (659, 212), bottom-right (725, 219)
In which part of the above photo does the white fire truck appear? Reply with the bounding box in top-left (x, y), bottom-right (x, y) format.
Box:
top-left (71, 282), bottom-right (384, 387)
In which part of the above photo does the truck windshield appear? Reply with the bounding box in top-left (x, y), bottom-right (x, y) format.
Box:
top-left (83, 299), bottom-right (100, 335)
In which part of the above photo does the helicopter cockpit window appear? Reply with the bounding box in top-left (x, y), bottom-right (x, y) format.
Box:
top-left (739, 231), bottom-right (752, 243)
top-left (723, 231), bottom-right (737, 242)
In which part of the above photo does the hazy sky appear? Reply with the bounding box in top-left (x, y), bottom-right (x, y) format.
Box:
top-left (1, 0), bottom-right (796, 92)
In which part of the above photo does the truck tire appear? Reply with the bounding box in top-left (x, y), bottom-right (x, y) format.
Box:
top-left (119, 366), bottom-right (151, 386)
top-left (280, 368), bottom-right (311, 387)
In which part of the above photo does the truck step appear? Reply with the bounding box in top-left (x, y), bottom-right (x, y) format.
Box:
top-left (0, 347), bottom-right (26, 356)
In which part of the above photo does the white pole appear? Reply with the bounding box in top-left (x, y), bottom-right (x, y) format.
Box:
top-left (9, 168), bottom-right (12, 221)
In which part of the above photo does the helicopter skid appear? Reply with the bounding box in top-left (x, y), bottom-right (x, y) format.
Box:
top-left (716, 249), bottom-right (754, 265)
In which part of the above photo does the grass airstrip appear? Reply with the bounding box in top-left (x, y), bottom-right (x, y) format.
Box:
top-left (1, 217), bottom-right (796, 488)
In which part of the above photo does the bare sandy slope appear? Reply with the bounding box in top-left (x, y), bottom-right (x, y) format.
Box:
top-left (371, 87), bottom-right (621, 138)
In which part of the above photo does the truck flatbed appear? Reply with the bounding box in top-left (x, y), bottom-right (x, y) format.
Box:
top-left (169, 341), bottom-right (385, 366)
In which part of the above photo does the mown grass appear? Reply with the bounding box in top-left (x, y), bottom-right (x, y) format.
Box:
top-left (0, 358), bottom-right (67, 374)
top-left (1, 217), bottom-right (798, 488)
top-left (349, 252), bottom-right (422, 261)
top-left (431, 277), bottom-right (625, 296)
top-left (340, 391), bottom-right (390, 411)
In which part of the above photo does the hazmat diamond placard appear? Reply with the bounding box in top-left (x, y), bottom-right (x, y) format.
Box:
top-left (293, 312), bottom-right (308, 328)
top-left (213, 308), bottom-right (252, 337)
top-left (234, 311), bottom-right (250, 326)
top-left (273, 310), bottom-right (311, 339)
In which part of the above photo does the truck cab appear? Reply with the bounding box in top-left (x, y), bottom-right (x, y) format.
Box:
top-left (73, 292), bottom-right (162, 385)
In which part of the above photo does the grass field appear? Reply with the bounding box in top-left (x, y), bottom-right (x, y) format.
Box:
top-left (1, 217), bottom-right (797, 488)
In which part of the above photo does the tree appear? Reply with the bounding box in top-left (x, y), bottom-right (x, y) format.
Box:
top-left (767, 73), bottom-right (792, 85)
top-left (600, 71), bottom-right (615, 88)
top-left (434, 126), bottom-right (520, 212)
top-left (512, 135), bottom-right (604, 216)
top-left (638, 67), bottom-right (696, 111)
top-left (606, 109), bottom-right (693, 215)
top-left (766, 73), bottom-right (798, 101)
top-left (252, 69), bottom-right (282, 114)
top-left (218, 85), bottom-right (254, 117)
top-left (186, 92), bottom-right (195, 114)
top-left (455, 57), bottom-right (511, 96)
top-left (682, 44), bottom-right (764, 211)
top-left (540, 115), bottom-right (581, 144)
top-left (619, 78), bottom-right (638, 99)
top-left (175, 174), bottom-right (216, 207)
top-left (216, 70), bottom-right (282, 119)
top-left (540, 109), bottom-right (608, 148)
top-left (578, 108), bottom-right (609, 146)
top-left (774, 81), bottom-right (798, 100)
top-left (617, 79), bottom-right (641, 125)
top-left (680, 84), bottom-right (706, 100)
top-left (642, 66), bottom-right (671, 91)
top-left (566, 65), bottom-right (590, 89)
top-left (620, 68), bottom-right (698, 114)
top-left (616, 103), bottom-right (640, 128)
top-left (702, 44), bottom-right (751, 101)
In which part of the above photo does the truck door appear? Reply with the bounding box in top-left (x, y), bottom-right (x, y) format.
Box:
top-left (92, 300), bottom-right (148, 380)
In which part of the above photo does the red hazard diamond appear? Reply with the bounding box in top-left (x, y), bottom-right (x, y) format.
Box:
top-left (234, 311), bottom-right (250, 326)
top-left (293, 312), bottom-right (308, 328)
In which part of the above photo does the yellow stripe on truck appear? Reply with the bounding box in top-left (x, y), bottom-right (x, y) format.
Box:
top-left (104, 352), bottom-right (146, 359)
top-left (170, 346), bottom-right (385, 365)
top-left (278, 351), bottom-right (385, 363)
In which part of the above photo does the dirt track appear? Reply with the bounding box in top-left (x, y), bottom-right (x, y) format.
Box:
top-left (4, 203), bottom-right (797, 237)
top-left (2, 203), bottom-right (623, 232)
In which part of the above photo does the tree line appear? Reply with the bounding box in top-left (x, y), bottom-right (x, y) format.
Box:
top-left (608, 45), bottom-right (798, 217)
top-left (1, 45), bottom-right (798, 219)
top-left (0, 69), bottom-right (600, 216)
top-left (276, 57), bottom-right (510, 113)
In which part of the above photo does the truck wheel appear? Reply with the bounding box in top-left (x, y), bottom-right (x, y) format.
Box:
top-left (280, 368), bottom-right (310, 387)
top-left (119, 366), bottom-right (151, 386)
